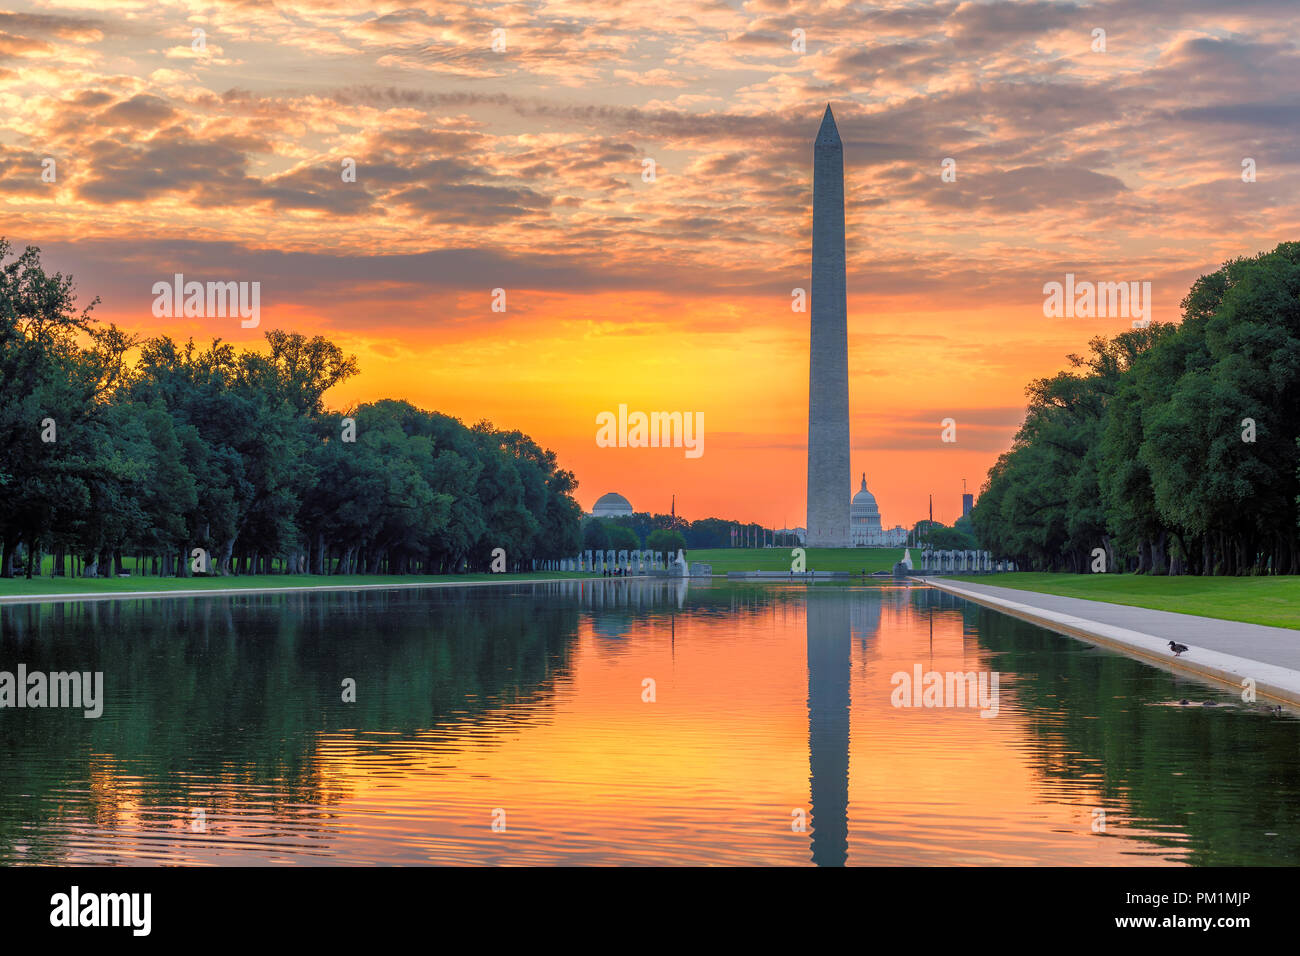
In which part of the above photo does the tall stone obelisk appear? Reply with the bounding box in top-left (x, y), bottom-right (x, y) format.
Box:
top-left (806, 104), bottom-right (850, 547)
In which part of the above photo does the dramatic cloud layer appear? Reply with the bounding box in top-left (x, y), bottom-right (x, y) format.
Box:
top-left (3, 0), bottom-right (1297, 525)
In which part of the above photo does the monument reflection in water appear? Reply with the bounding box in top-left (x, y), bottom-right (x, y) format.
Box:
top-left (807, 590), bottom-right (852, 866)
top-left (2, 579), bottom-right (1299, 866)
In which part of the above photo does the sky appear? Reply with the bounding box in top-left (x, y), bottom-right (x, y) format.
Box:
top-left (2, 0), bottom-right (1298, 528)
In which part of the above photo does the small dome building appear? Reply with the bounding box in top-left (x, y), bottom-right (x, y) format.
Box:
top-left (591, 492), bottom-right (634, 517)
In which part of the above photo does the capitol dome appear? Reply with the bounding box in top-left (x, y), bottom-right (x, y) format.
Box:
top-left (851, 474), bottom-right (882, 532)
top-left (591, 492), bottom-right (634, 517)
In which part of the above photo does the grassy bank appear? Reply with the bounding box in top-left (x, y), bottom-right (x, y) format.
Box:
top-left (0, 571), bottom-right (592, 600)
top-left (0, 547), bottom-right (915, 601)
top-left (687, 547), bottom-right (910, 574)
top-left (949, 572), bottom-right (1300, 630)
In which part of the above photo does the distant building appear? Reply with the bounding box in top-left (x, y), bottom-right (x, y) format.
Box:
top-left (851, 474), bottom-right (908, 547)
top-left (590, 492), bottom-right (634, 517)
top-left (962, 493), bottom-right (973, 517)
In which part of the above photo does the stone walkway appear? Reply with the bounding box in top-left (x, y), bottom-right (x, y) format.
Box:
top-left (919, 577), bottom-right (1300, 707)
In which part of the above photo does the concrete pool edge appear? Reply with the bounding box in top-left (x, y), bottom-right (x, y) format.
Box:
top-left (917, 576), bottom-right (1300, 708)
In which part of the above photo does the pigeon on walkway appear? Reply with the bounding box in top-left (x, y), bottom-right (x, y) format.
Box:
top-left (1168, 640), bottom-right (1189, 657)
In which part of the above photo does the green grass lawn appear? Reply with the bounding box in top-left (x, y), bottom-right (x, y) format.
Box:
top-left (0, 547), bottom-right (913, 600)
top-left (0, 571), bottom-right (591, 599)
top-left (950, 572), bottom-right (1300, 630)
top-left (688, 547), bottom-right (911, 574)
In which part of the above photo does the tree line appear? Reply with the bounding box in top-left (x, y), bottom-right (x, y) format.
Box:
top-left (972, 241), bottom-right (1300, 575)
top-left (581, 516), bottom-right (688, 556)
top-left (585, 513), bottom-right (833, 553)
top-left (0, 240), bottom-right (583, 578)
top-left (587, 513), bottom-right (979, 554)
top-left (912, 518), bottom-right (978, 551)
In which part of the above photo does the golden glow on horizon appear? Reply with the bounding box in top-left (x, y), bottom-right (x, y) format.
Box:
top-left (5, 0), bottom-right (1294, 525)
top-left (296, 591), bottom-right (1175, 865)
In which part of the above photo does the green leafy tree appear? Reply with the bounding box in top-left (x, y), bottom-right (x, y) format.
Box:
top-left (582, 519), bottom-right (609, 552)
top-left (603, 522), bottom-right (640, 552)
top-left (0, 242), bottom-right (585, 580)
top-left (647, 528), bottom-right (687, 555)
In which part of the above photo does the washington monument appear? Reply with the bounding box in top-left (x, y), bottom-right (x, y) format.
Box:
top-left (806, 104), bottom-right (851, 547)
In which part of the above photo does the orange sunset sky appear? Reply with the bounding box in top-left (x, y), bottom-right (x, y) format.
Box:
top-left (2, 0), bottom-right (1297, 528)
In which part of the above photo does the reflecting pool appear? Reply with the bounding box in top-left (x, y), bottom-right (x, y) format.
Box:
top-left (1, 580), bottom-right (1296, 865)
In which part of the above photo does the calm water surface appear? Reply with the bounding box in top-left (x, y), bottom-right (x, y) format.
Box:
top-left (1, 580), bottom-right (1297, 865)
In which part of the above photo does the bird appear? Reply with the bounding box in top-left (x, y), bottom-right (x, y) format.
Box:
top-left (1168, 641), bottom-right (1189, 657)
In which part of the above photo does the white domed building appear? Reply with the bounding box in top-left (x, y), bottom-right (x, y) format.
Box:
top-left (851, 474), bottom-right (908, 547)
top-left (590, 492), bottom-right (634, 517)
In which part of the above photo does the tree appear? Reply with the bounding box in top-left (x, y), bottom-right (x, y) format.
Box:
top-left (975, 242), bottom-right (1300, 575)
top-left (603, 522), bottom-right (640, 552)
top-left (582, 519), bottom-right (609, 552)
top-left (647, 528), bottom-right (687, 555)
top-left (0, 241), bottom-right (585, 580)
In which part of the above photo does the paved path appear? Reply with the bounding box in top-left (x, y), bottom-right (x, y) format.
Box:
top-left (919, 577), bottom-right (1300, 707)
